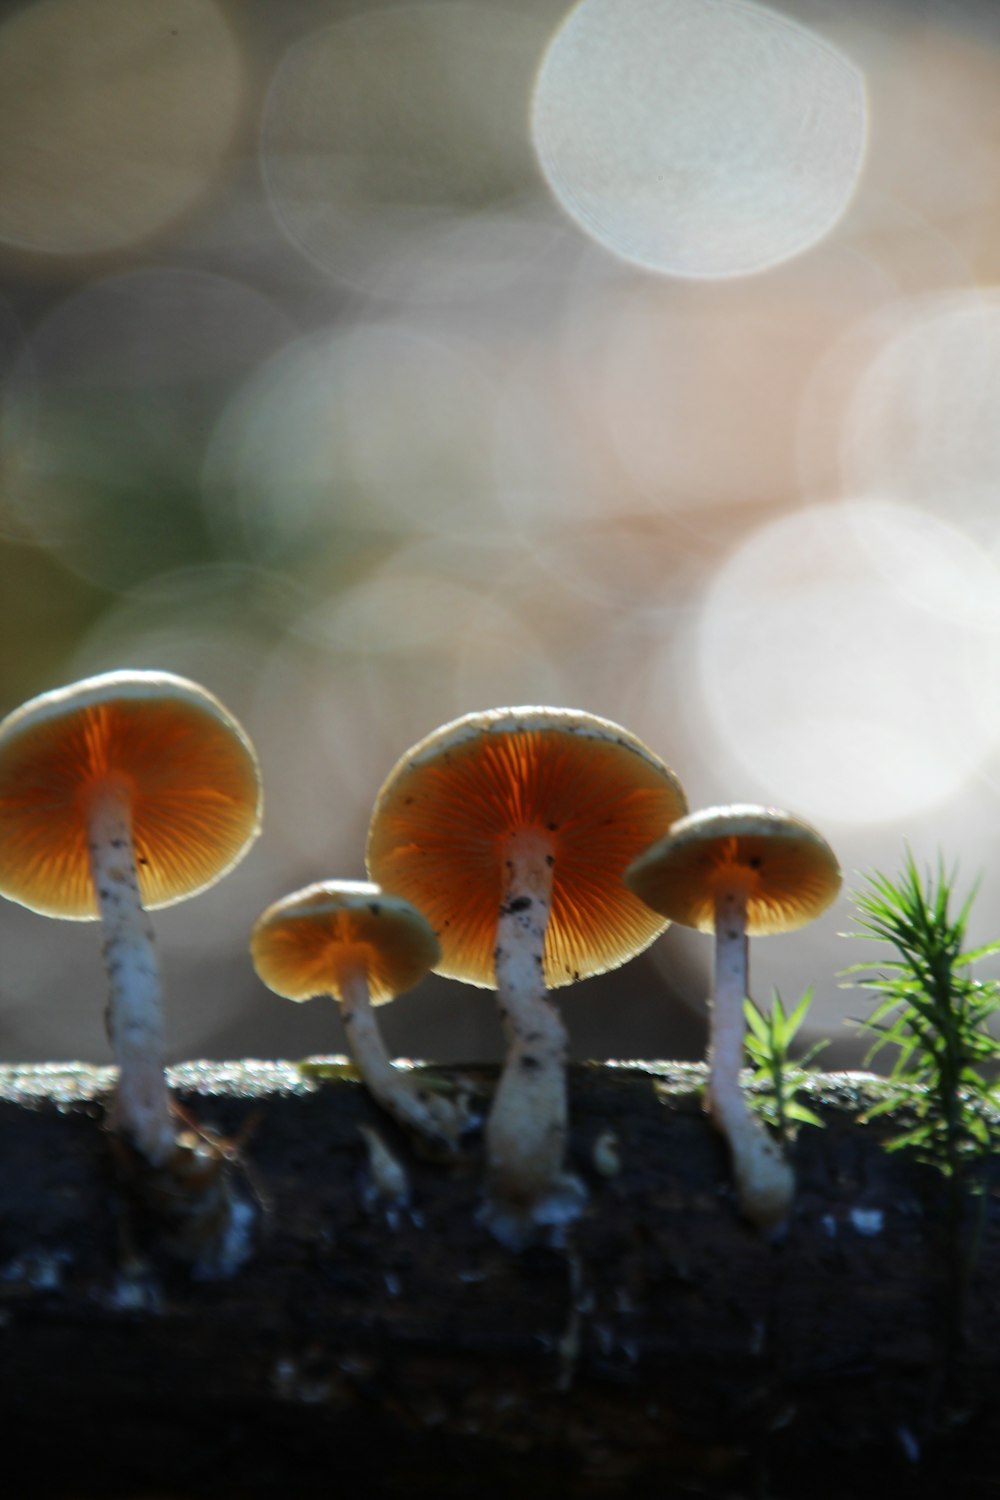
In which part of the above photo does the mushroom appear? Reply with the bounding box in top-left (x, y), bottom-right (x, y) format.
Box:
top-left (250, 879), bottom-right (474, 1154)
top-left (366, 706), bottom-right (687, 1245)
top-left (624, 804), bottom-right (841, 1229)
top-left (0, 670), bottom-right (262, 1168)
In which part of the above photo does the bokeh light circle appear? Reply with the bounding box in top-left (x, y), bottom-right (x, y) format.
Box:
top-left (531, 0), bottom-right (867, 278)
top-left (202, 318), bottom-right (501, 563)
top-left (840, 290), bottom-right (1000, 554)
top-left (260, 3), bottom-right (546, 294)
top-left (694, 501), bottom-right (1000, 825)
top-left (0, 0), bottom-right (246, 257)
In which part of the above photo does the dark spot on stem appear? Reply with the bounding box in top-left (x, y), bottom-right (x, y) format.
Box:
top-left (521, 1055), bottom-right (540, 1070)
top-left (506, 896), bottom-right (531, 914)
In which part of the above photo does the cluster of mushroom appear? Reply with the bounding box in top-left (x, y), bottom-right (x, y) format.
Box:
top-left (249, 708), bottom-right (689, 1245)
top-left (254, 706), bottom-right (841, 1242)
top-left (0, 675), bottom-right (842, 1256)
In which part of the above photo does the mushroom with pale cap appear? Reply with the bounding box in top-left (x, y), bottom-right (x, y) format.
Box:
top-left (250, 879), bottom-right (474, 1154)
top-left (624, 804), bottom-right (841, 1229)
top-left (0, 670), bottom-right (262, 1168)
top-left (366, 706), bottom-right (688, 1245)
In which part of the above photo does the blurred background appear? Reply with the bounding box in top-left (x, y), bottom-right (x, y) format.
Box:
top-left (1, 0), bottom-right (999, 1072)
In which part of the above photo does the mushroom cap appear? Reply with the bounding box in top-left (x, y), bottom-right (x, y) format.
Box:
top-left (366, 706), bottom-right (688, 989)
top-left (624, 804), bottom-right (841, 936)
top-left (0, 670), bottom-right (262, 919)
top-left (250, 880), bottom-right (440, 1005)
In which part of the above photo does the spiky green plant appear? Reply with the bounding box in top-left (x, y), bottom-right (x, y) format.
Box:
top-left (845, 853), bottom-right (1000, 1184)
top-left (846, 853), bottom-right (1000, 1359)
top-left (743, 989), bottom-right (827, 1141)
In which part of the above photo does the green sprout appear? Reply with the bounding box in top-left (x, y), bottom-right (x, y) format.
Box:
top-left (845, 853), bottom-right (1000, 1184)
top-left (846, 852), bottom-right (1000, 1357)
top-left (743, 989), bottom-right (828, 1142)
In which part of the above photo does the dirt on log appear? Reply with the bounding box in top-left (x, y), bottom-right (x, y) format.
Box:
top-left (0, 1058), bottom-right (998, 1499)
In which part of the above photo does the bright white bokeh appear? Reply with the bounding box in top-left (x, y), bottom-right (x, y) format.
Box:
top-left (840, 290), bottom-right (1000, 557)
top-left (692, 501), bottom-right (1000, 825)
top-left (531, 0), bottom-right (867, 278)
top-left (841, 500), bottom-right (1000, 635)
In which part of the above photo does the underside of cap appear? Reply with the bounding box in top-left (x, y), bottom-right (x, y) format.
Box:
top-left (624, 804), bottom-right (842, 936)
top-left (366, 706), bottom-right (688, 988)
top-left (0, 671), bottom-right (262, 918)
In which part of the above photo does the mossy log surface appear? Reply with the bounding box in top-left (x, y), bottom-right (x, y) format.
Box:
top-left (1, 1058), bottom-right (998, 1499)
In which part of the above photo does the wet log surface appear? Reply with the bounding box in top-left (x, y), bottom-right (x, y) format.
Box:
top-left (1, 1058), bottom-right (998, 1499)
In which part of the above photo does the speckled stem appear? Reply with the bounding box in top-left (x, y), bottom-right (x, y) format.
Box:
top-left (711, 885), bottom-right (794, 1229)
top-left (338, 965), bottom-right (464, 1153)
top-left (709, 885), bottom-right (750, 1126)
top-left (86, 775), bottom-right (174, 1168)
top-left (486, 828), bottom-right (582, 1240)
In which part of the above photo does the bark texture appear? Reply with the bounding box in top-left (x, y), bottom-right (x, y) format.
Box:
top-left (1, 1058), bottom-right (998, 1499)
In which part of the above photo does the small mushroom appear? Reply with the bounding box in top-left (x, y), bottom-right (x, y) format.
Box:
top-left (0, 670), bottom-right (262, 1167)
top-left (366, 706), bottom-right (687, 1245)
top-left (250, 880), bottom-right (473, 1154)
top-left (624, 804), bottom-right (841, 1229)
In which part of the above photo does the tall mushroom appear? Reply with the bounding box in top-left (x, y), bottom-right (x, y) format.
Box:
top-left (624, 804), bottom-right (841, 1229)
top-left (250, 880), bottom-right (474, 1155)
top-left (0, 670), bottom-right (262, 1168)
top-left (366, 706), bottom-right (687, 1245)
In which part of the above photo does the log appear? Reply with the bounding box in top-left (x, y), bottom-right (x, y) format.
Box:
top-left (0, 1059), bottom-right (997, 1498)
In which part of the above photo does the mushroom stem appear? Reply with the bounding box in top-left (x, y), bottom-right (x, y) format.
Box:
top-left (708, 883), bottom-right (750, 1125)
top-left (710, 883), bottom-right (794, 1230)
top-left (85, 774), bottom-right (175, 1168)
top-left (486, 828), bottom-right (584, 1241)
top-left (338, 962), bottom-right (465, 1153)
